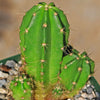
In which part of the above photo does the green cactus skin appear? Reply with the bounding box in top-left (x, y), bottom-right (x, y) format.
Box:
top-left (10, 75), bottom-right (34, 100)
top-left (19, 1), bottom-right (69, 92)
top-left (59, 49), bottom-right (95, 98)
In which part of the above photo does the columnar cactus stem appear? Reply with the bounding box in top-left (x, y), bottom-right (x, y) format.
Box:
top-left (19, 2), bottom-right (69, 86)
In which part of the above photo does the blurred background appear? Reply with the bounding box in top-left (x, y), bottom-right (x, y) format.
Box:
top-left (0, 0), bottom-right (100, 83)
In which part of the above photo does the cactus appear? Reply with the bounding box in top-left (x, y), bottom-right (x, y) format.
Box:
top-left (59, 49), bottom-right (94, 98)
top-left (10, 74), bottom-right (34, 100)
top-left (9, 2), bottom-right (95, 100)
top-left (19, 2), bottom-right (69, 84)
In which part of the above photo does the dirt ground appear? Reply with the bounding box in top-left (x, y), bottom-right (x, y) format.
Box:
top-left (0, 0), bottom-right (100, 84)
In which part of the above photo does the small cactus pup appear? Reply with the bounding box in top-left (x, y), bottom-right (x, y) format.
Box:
top-left (19, 2), bottom-right (69, 99)
top-left (10, 74), bottom-right (34, 100)
top-left (59, 48), bottom-right (95, 98)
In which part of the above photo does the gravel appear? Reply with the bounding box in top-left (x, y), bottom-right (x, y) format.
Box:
top-left (0, 60), bottom-right (100, 100)
top-left (0, 79), bottom-right (7, 88)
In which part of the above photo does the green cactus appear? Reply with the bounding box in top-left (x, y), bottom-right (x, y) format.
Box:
top-left (59, 48), bottom-right (94, 98)
top-left (10, 74), bottom-right (34, 100)
top-left (9, 2), bottom-right (95, 100)
top-left (19, 2), bottom-right (69, 85)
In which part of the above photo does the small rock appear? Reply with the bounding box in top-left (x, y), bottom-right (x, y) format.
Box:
top-left (7, 75), bottom-right (14, 82)
top-left (81, 93), bottom-right (88, 98)
top-left (86, 87), bottom-right (93, 94)
top-left (5, 60), bottom-right (16, 68)
top-left (18, 60), bottom-right (22, 65)
top-left (74, 93), bottom-right (81, 98)
top-left (91, 85), bottom-right (95, 89)
top-left (0, 79), bottom-right (6, 87)
top-left (87, 94), bottom-right (94, 99)
top-left (14, 65), bottom-right (20, 71)
top-left (0, 65), bottom-right (12, 72)
top-left (95, 92), bottom-right (100, 98)
top-left (83, 85), bottom-right (87, 90)
top-left (92, 91), bottom-right (97, 98)
top-left (86, 84), bottom-right (90, 88)
top-left (76, 97), bottom-right (84, 100)
top-left (9, 69), bottom-right (18, 75)
top-left (0, 94), bottom-right (7, 99)
top-left (67, 99), bottom-right (71, 100)
top-left (0, 88), bottom-right (7, 94)
top-left (82, 89), bottom-right (87, 93)
top-left (79, 90), bottom-right (83, 94)
top-left (0, 71), bottom-right (8, 78)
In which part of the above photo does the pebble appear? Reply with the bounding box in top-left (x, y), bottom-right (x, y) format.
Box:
top-left (81, 93), bottom-right (88, 98)
top-left (88, 94), bottom-right (94, 99)
top-left (82, 89), bottom-right (86, 93)
top-left (9, 69), bottom-right (18, 75)
top-left (74, 93), bottom-right (81, 98)
top-left (76, 97), bottom-right (84, 100)
top-left (18, 60), bottom-right (22, 65)
top-left (86, 87), bottom-right (93, 94)
top-left (0, 94), bottom-right (8, 99)
top-left (0, 71), bottom-right (8, 78)
top-left (5, 60), bottom-right (16, 68)
top-left (0, 88), bottom-right (7, 94)
top-left (95, 92), bottom-right (100, 98)
top-left (0, 79), bottom-right (7, 87)
top-left (87, 84), bottom-right (90, 88)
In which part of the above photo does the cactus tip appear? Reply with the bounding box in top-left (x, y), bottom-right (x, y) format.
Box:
top-left (86, 60), bottom-right (89, 64)
top-left (22, 57), bottom-right (25, 60)
top-left (64, 65), bottom-right (67, 69)
top-left (25, 29), bottom-right (28, 33)
top-left (72, 82), bottom-right (76, 85)
top-left (21, 97), bottom-right (24, 99)
top-left (14, 82), bottom-right (17, 86)
top-left (70, 53), bottom-right (73, 56)
top-left (41, 72), bottom-right (44, 75)
top-left (42, 43), bottom-right (46, 46)
top-left (24, 90), bottom-right (27, 93)
top-left (61, 47), bottom-right (64, 51)
top-left (83, 55), bottom-right (86, 58)
top-left (43, 23), bottom-right (47, 28)
top-left (45, 5), bottom-right (48, 10)
top-left (54, 12), bottom-right (58, 16)
top-left (33, 13), bottom-right (36, 16)
top-left (76, 57), bottom-right (79, 60)
top-left (88, 75), bottom-right (91, 78)
top-left (78, 67), bottom-right (82, 71)
top-left (27, 82), bottom-right (30, 85)
top-left (41, 59), bottom-right (45, 63)
top-left (23, 47), bottom-right (26, 51)
top-left (78, 53), bottom-right (81, 56)
top-left (60, 28), bottom-right (64, 33)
